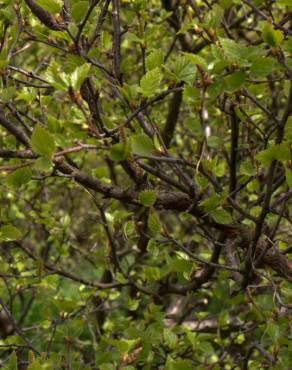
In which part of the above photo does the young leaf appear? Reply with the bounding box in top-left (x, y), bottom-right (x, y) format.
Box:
top-left (110, 143), bottom-right (129, 161)
top-left (256, 144), bottom-right (291, 166)
top-left (140, 67), bottom-right (162, 97)
top-left (31, 125), bottom-right (56, 158)
top-left (200, 194), bottom-right (223, 212)
top-left (146, 50), bottom-right (164, 71)
top-left (71, 63), bottom-right (91, 91)
top-left (131, 134), bottom-right (153, 156)
top-left (34, 156), bottom-right (53, 172)
top-left (262, 22), bottom-right (284, 47)
top-left (285, 168), bottom-right (292, 188)
top-left (0, 225), bottom-right (22, 241)
top-left (6, 166), bottom-right (32, 188)
top-left (148, 212), bottom-right (160, 235)
top-left (224, 71), bottom-right (245, 93)
top-left (71, 1), bottom-right (88, 23)
top-left (220, 38), bottom-right (246, 64)
top-left (183, 53), bottom-right (208, 69)
top-left (240, 161), bottom-right (256, 176)
top-left (250, 57), bottom-right (275, 78)
top-left (36, 0), bottom-right (62, 14)
top-left (173, 56), bottom-right (196, 84)
top-left (139, 189), bottom-right (157, 207)
top-left (5, 351), bottom-right (17, 370)
top-left (210, 208), bottom-right (233, 224)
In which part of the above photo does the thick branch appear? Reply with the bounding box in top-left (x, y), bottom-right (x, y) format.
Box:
top-left (24, 0), bottom-right (63, 30)
top-left (0, 112), bottom-right (30, 146)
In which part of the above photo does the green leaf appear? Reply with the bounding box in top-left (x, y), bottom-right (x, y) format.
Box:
top-left (286, 168), bottom-right (292, 187)
top-left (214, 160), bottom-right (226, 177)
top-left (71, 63), bottom-right (91, 90)
top-left (0, 225), bottom-right (22, 241)
top-left (173, 56), bottom-right (196, 84)
top-left (207, 136), bottom-right (224, 149)
top-left (131, 134), bottom-right (153, 156)
top-left (148, 212), bottom-right (160, 235)
top-left (164, 328), bottom-right (177, 349)
top-left (6, 166), bottom-right (32, 188)
top-left (285, 117), bottom-right (292, 141)
top-left (256, 144), bottom-right (291, 166)
top-left (1, 86), bottom-right (16, 103)
top-left (34, 156), bottom-right (53, 172)
top-left (5, 351), bottom-right (17, 370)
top-left (220, 38), bottom-right (246, 64)
top-left (139, 189), bottom-right (157, 207)
top-left (250, 57), bottom-right (275, 78)
top-left (165, 357), bottom-right (193, 370)
top-left (110, 143), bottom-right (129, 161)
top-left (210, 208), bottom-right (233, 224)
top-left (266, 321), bottom-right (281, 344)
top-left (36, 0), bottom-right (62, 14)
top-left (146, 50), bottom-right (164, 71)
top-left (71, 1), bottom-right (88, 23)
top-left (240, 161), bottom-right (256, 176)
top-left (183, 53), bottom-right (208, 70)
top-left (262, 22), bottom-right (284, 47)
top-left (200, 193), bottom-right (223, 212)
top-left (31, 125), bottom-right (56, 158)
top-left (46, 62), bottom-right (68, 91)
top-left (224, 71), bottom-right (245, 93)
top-left (140, 67), bottom-right (162, 97)
top-left (123, 220), bottom-right (136, 239)
top-left (27, 360), bottom-right (42, 370)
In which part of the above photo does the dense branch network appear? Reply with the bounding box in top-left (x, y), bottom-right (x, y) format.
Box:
top-left (0, 0), bottom-right (291, 368)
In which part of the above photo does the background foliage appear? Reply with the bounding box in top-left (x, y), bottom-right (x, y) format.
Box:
top-left (0, 0), bottom-right (291, 368)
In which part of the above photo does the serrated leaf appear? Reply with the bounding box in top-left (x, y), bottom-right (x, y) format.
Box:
top-left (200, 194), bottom-right (223, 212)
top-left (240, 161), bottom-right (256, 176)
top-left (1, 86), bottom-right (16, 102)
top-left (256, 144), bottom-right (291, 166)
top-left (214, 160), bottom-right (226, 177)
top-left (165, 357), bottom-right (193, 370)
top-left (0, 225), bottom-right (22, 241)
top-left (286, 168), bottom-right (292, 187)
top-left (210, 208), bottom-right (232, 224)
top-left (131, 134), bottom-right (153, 156)
top-left (46, 62), bottom-right (68, 91)
top-left (140, 67), bottom-right (162, 97)
top-left (183, 53), bottom-right (207, 69)
top-left (31, 125), bottom-right (55, 158)
top-left (147, 239), bottom-right (159, 257)
top-left (123, 220), bottom-right (136, 239)
top-left (71, 1), bottom-right (88, 23)
top-left (250, 57), bottom-right (275, 78)
top-left (148, 212), bottom-right (160, 235)
top-left (207, 4), bottom-right (224, 28)
top-left (6, 166), bottom-right (32, 188)
top-left (27, 360), bottom-right (42, 370)
top-left (164, 328), bottom-right (177, 349)
top-left (139, 189), bottom-right (157, 207)
top-left (36, 0), bottom-right (62, 14)
top-left (110, 142), bottom-right (129, 161)
top-left (5, 351), bottom-right (17, 370)
top-left (34, 156), bottom-right (53, 172)
top-left (224, 71), bottom-right (245, 93)
top-left (262, 22), bottom-right (284, 47)
top-left (220, 38), bottom-right (246, 64)
top-left (173, 57), bottom-right (196, 84)
top-left (71, 63), bottom-right (91, 90)
top-left (285, 117), bottom-right (292, 141)
top-left (266, 321), bottom-right (281, 344)
top-left (146, 50), bottom-right (164, 71)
